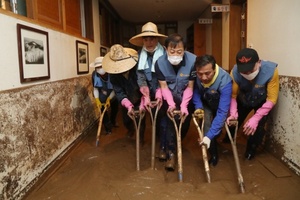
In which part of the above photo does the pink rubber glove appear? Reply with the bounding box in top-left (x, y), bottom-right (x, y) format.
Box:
top-left (121, 98), bottom-right (134, 113)
top-left (161, 88), bottom-right (176, 112)
top-left (139, 96), bottom-right (145, 111)
top-left (155, 88), bottom-right (163, 108)
top-left (140, 86), bottom-right (151, 108)
top-left (140, 86), bottom-right (150, 96)
top-left (243, 100), bottom-right (275, 135)
top-left (226, 98), bottom-right (238, 125)
top-left (155, 88), bottom-right (162, 101)
top-left (180, 87), bottom-right (193, 116)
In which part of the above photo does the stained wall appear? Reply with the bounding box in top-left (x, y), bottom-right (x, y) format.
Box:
top-left (247, 0), bottom-right (300, 175)
top-left (0, 76), bottom-right (98, 199)
top-left (268, 76), bottom-right (300, 174)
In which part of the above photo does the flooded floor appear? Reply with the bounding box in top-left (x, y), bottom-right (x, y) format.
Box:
top-left (24, 115), bottom-right (300, 200)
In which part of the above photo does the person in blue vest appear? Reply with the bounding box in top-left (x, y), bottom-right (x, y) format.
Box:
top-left (225, 48), bottom-right (279, 160)
top-left (129, 22), bottom-right (169, 161)
top-left (193, 55), bottom-right (232, 166)
top-left (155, 33), bottom-right (196, 170)
top-left (90, 56), bottom-right (119, 134)
top-left (102, 44), bottom-right (146, 144)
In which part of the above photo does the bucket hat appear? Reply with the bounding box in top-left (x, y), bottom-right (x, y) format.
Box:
top-left (89, 56), bottom-right (103, 68)
top-left (102, 44), bottom-right (138, 74)
top-left (129, 22), bottom-right (167, 46)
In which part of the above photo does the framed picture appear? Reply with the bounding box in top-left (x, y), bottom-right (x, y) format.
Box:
top-left (76, 40), bottom-right (89, 74)
top-left (17, 24), bottom-right (50, 83)
top-left (100, 46), bottom-right (108, 56)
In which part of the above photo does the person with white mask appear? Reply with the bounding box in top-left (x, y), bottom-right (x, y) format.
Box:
top-left (225, 48), bottom-right (279, 160)
top-left (155, 33), bottom-right (197, 170)
top-left (129, 22), bottom-right (169, 160)
top-left (90, 56), bottom-right (119, 134)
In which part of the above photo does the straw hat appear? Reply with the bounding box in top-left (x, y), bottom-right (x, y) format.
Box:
top-left (129, 22), bottom-right (167, 46)
top-left (89, 56), bottom-right (103, 68)
top-left (102, 44), bottom-right (138, 74)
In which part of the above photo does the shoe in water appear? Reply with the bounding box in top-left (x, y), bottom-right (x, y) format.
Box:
top-left (245, 150), bottom-right (256, 160)
top-left (158, 149), bottom-right (167, 161)
top-left (165, 152), bottom-right (176, 171)
top-left (209, 155), bottom-right (219, 166)
top-left (245, 144), bottom-right (257, 160)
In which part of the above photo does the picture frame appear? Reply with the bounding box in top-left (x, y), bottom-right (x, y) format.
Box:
top-left (17, 23), bottom-right (50, 83)
top-left (76, 40), bottom-right (89, 74)
top-left (100, 46), bottom-right (108, 56)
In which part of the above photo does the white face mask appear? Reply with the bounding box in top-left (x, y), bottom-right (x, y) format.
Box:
top-left (168, 55), bottom-right (183, 65)
top-left (240, 69), bottom-right (259, 80)
top-left (96, 68), bottom-right (106, 75)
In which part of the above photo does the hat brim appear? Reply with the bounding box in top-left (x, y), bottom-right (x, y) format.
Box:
top-left (237, 63), bottom-right (255, 73)
top-left (102, 48), bottom-right (138, 74)
top-left (89, 62), bottom-right (102, 68)
top-left (129, 32), bottom-right (167, 46)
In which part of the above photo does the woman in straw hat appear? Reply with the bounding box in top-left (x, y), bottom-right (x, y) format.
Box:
top-left (90, 56), bottom-right (119, 134)
top-left (129, 22), bottom-right (169, 161)
top-left (102, 44), bottom-right (145, 143)
top-left (155, 33), bottom-right (197, 171)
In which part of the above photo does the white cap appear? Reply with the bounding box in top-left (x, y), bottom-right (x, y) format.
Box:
top-left (89, 56), bottom-right (104, 68)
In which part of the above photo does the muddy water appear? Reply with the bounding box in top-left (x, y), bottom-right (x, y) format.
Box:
top-left (24, 116), bottom-right (300, 200)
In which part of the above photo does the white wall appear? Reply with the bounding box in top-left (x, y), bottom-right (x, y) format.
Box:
top-left (0, 0), bottom-right (101, 91)
top-left (247, 0), bottom-right (300, 77)
top-left (248, 0), bottom-right (300, 173)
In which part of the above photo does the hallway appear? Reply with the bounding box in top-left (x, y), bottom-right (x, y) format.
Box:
top-left (23, 115), bottom-right (300, 200)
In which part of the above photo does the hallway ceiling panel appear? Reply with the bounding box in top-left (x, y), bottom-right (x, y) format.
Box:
top-left (108, 0), bottom-right (214, 23)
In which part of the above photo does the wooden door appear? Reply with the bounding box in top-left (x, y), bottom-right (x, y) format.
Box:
top-left (211, 13), bottom-right (222, 66)
top-left (229, 0), bottom-right (247, 71)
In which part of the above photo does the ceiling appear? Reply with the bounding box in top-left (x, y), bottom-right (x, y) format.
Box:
top-left (107, 0), bottom-right (216, 23)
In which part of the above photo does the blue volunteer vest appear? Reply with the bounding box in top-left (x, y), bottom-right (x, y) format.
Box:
top-left (92, 71), bottom-right (114, 102)
top-left (196, 66), bottom-right (232, 110)
top-left (157, 51), bottom-right (196, 102)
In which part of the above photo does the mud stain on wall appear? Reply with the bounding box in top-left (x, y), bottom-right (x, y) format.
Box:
top-left (0, 76), bottom-right (98, 199)
top-left (267, 76), bottom-right (300, 175)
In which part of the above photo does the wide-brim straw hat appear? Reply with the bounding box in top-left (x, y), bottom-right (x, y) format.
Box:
top-left (129, 22), bottom-right (167, 46)
top-left (102, 44), bottom-right (138, 74)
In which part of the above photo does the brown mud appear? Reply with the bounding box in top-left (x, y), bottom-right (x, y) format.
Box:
top-left (24, 115), bottom-right (300, 200)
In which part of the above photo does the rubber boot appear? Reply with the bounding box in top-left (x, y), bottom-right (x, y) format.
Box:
top-left (208, 138), bottom-right (219, 166)
top-left (159, 119), bottom-right (167, 161)
top-left (104, 121), bottom-right (112, 135)
top-left (245, 139), bottom-right (257, 160)
top-left (165, 151), bottom-right (176, 171)
top-left (245, 125), bottom-right (267, 160)
top-left (158, 146), bottom-right (167, 161)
